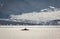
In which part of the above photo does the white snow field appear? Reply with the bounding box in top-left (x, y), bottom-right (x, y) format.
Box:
top-left (0, 25), bottom-right (60, 39)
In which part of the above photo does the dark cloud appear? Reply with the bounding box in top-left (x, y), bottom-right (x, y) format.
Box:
top-left (0, 0), bottom-right (60, 18)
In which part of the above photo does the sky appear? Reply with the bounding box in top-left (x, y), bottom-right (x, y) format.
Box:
top-left (0, 0), bottom-right (60, 18)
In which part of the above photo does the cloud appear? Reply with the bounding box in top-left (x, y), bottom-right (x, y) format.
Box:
top-left (0, 0), bottom-right (60, 18)
top-left (10, 10), bottom-right (60, 22)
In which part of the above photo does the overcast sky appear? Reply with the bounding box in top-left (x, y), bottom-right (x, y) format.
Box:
top-left (0, 0), bottom-right (60, 18)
